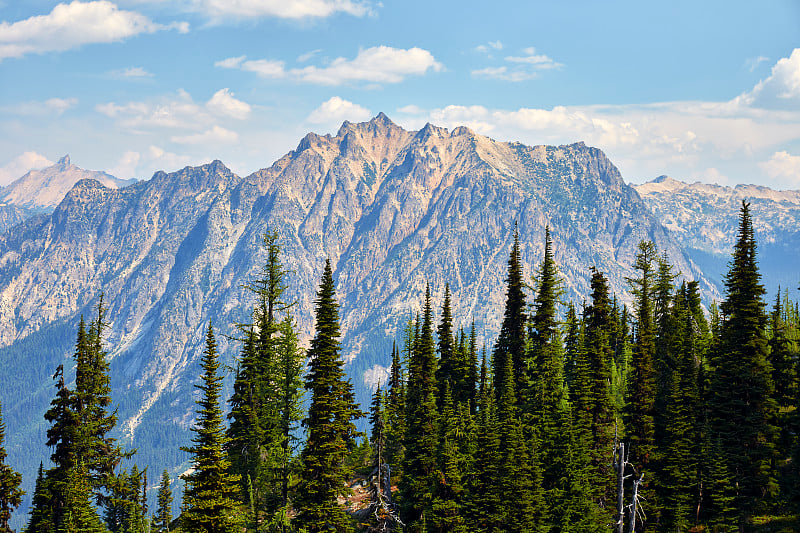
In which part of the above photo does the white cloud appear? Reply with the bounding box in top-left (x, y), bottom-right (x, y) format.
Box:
top-left (0, 151), bottom-right (54, 185)
top-left (2, 97), bottom-right (78, 116)
top-left (171, 125), bottom-right (238, 144)
top-left (96, 90), bottom-right (205, 129)
top-left (735, 48), bottom-right (800, 108)
top-left (505, 47), bottom-right (562, 69)
top-left (760, 151), bottom-right (800, 186)
top-left (0, 1), bottom-right (188, 60)
top-left (218, 46), bottom-right (442, 86)
top-left (194, 0), bottom-right (373, 19)
top-left (475, 40), bottom-right (503, 54)
top-left (110, 66), bottom-right (154, 78)
top-left (307, 96), bottom-right (370, 124)
top-left (147, 145), bottom-right (192, 171)
top-left (472, 46), bottom-right (562, 82)
top-left (109, 150), bottom-right (140, 180)
top-left (746, 55), bottom-right (769, 72)
top-left (206, 88), bottom-right (251, 120)
top-left (297, 48), bottom-right (322, 62)
top-left (295, 46), bottom-right (443, 84)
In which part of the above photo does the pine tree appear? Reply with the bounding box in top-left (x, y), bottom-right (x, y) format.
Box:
top-left (0, 401), bottom-right (23, 533)
top-left (369, 384), bottom-right (385, 463)
top-left (384, 341), bottom-right (406, 478)
top-left (660, 283), bottom-right (701, 532)
top-left (25, 463), bottom-right (54, 533)
top-left (181, 325), bottom-right (245, 533)
top-left (580, 268), bottom-right (617, 513)
top-left (59, 462), bottom-right (108, 533)
top-left (152, 470), bottom-right (172, 533)
top-left (428, 385), bottom-right (466, 533)
top-left (295, 260), bottom-right (362, 533)
top-left (400, 285), bottom-right (440, 531)
top-left (709, 201), bottom-right (778, 521)
top-left (436, 284), bottom-right (455, 407)
top-left (493, 226), bottom-right (527, 407)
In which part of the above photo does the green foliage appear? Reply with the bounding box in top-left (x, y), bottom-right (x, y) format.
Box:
top-left (294, 260), bottom-right (362, 533)
top-left (152, 470), bottom-right (172, 533)
top-left (180, 325), bottom-right (245, 533)
top-left (0, 401), bottom-right (23, 533)
top-left (400, 286), bottom-right (440, 531)
top-left (493, 226), bottom-right (528, 407)
top-left (709, 201), bottom-right (779, 521)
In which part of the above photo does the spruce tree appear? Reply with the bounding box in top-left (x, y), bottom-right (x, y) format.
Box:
top-left (384, 341), bottom-right (406, 477)
top-left (428, 385), bottom-right (466, 533)
top-left (181, 325), bottom-right (244, 533)
top-left (0, 401), bottom-right (23, 533)
top-left (60, 463), bottom-right (109, 533)
top-left (493, 226), bottom-right (527, 406)
top-left (295, 260), bottom-right (362, 533)
top-left (580, 268), bottom-right (617, 512)
top-left (26, 463), bottom-right (54, 533)
top-left (709, 201), bottom-right (778, 521)
top-left (436, 284), bottom-right (455, 407)
top-left (152, 470), bottom-right (172, 533)
top-left (400, 285), bottom-right (439, 531)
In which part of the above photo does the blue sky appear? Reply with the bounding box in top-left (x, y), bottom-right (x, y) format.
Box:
top-left (1, 0), bottom-right (799, 188)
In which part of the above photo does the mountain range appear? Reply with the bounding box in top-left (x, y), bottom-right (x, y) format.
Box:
top-left (0, 114), bottom-right (797, 519)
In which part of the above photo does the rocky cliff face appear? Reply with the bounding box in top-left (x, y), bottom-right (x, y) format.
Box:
top-left (634, 176), bottom-right (800, 293)
top-left (0, 115), bottom-right (711, 509)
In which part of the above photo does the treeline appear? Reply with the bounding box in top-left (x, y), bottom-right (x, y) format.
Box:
top-left (0, 203), bottom-right (798, 532)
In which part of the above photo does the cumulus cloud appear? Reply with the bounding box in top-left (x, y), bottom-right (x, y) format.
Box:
top-left (171, 125), bottom-right (238, 145)
top-left (217, 46), bottom-right (442, 86)
top-left (760, 151), bottom-right (800, 186)
top-left (0, 151), bottom-right (54, 185)
top-left (472, 46), bottom-right (562, 82)
top-left (194, 0), bottom-right (373, 19)
top-left (307, 96), bottom-right (370, 124)
top-left (735, 48), bottom-right (800, 108)
top-left (109, 150), bottom-right (141, 180)
top-left (206, 88), bottom-right (251, 120)
top-left (97, 88), bottom-right (252, 130)
top-left (0, 1), bottom-right (189, 60)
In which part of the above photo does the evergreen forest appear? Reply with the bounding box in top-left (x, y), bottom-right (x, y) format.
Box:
top-left (1, 202), bottom-right (799, 533)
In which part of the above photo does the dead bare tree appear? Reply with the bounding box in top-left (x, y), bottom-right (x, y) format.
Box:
top-left (613, 422), bottom-right (646, 533)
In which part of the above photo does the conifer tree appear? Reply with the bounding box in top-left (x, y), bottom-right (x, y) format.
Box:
top-left (181, 325), bottom-right (244, 533)
top-left (0, 401), bottom-right (23, 533)
top-left (465, 354), bottom-right (502, 532)
top-left (384, 341), bottom-right (406, 477)
top-left (401, 285), bottom-right (440, 531)
top-left (60, 462), bottom-right (109, 533)
top-left (369, 384), bottom-right (385, 462)
top-left (709, 201), bottom-right (778, 521)
top-left (25, 463), bottom-right (53, 533)
top-left (579, 268), bottom-right (617, 512)
top-left (493, 226), bottom-right (527, 406)
top-left (563, 303), bottom-right (581, 390)
top-left (295, 260), bottom-right (362, 533)
top-left (436, 284), bottom-right (455, 406)
top-left (625, 241), bottom-right (657, 468)
top-left (152, 470), bottom-right (172, 533)
top-left (659, 283), bottom-right (701, 532)
top-left (428, 385), bottom-right (466, 533)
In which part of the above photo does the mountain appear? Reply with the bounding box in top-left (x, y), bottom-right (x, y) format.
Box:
top-left (634, 176), bottom-right (800, 293)
top-left (0, 114), bottom-right (711, 518)
top-left (0, 155), bottom-right (133, 233)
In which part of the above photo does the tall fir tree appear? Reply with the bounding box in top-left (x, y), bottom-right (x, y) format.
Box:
top-left (152, 470), bottom-right (172, 533)
top-left (400, 285), bottom-right (440, 531)
top-left (181, 325), bottom-right (245, 533)
top-left (436, 284), bottom-right (455, 407)
top-left (384, 341), bottom-right (407, 478)
top-left (295, 260), bottom-right (362, 533)
top-left (25, 463), bottom-right (53, 533)
top-left (578, 268), bottom-right (617, 513)
top-left (709, 201), bottom-right (779, 523)
top-left (0, 401), bottom-right (23, 533)
top-left (493, 226), bottom-right (528, 407)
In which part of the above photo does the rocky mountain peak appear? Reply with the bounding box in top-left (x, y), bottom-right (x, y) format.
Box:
top-left (57, 154), bottom-right (71, 168)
